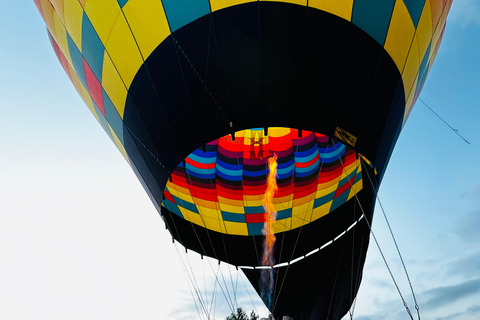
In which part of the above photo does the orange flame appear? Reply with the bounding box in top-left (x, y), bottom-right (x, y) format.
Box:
top-left (262, 154), bottom-right (278, 266)
top-left (260, 154), bottom-right (278, 308)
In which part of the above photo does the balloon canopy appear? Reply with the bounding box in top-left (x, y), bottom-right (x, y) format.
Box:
top-left (36, 0), bottom-right (453, 319)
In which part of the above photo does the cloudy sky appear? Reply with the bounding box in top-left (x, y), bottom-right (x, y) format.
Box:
top-left (1, 1), bottom-right (479, 320)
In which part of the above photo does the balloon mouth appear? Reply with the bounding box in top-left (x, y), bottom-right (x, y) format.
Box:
top-left (161, 127), bottom-right (363, 236)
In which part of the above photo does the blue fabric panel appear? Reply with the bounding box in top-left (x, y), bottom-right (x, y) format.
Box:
top-left (81, 13), bottom-right (104, 81)
top-left (222, 211), bottom-right (246, 223)
top-left (243, 168), bottom-right (268, 177)
top-left (331, 191), bottom-right (350, 212)
top-left (403, 0), bottom-right (426, 27)
top-left (352, 0), bottom-right (396, 45)
top-left (338, 167), bottom-right (358, 186)
top-left (277, 208), bottom-right (292, 220)
top-left (215, 169), bottom-right (242, 181)
top-left (320, 145), bottom-right (345, 162)
top-left (117, 0), bottom-right (129, 8)
top-left (294, 165), bottom-right (319, 178)
top-left (103, 90), bottom-right (124, 143)
top-left (190, 150), bottom-right (217, 163)
top-left (277, 163), bottom-right (295, 178)
top-left (67, 33), bottom-right (87, 88)
top-left (295, 160), bottom-right (319, 173)
top-left (171, 194), bottom-right (199, 213)
top-left (162, 0), bottom-right (211, 32)
top-left (247, 222), bottom-right (264, 236)
top-left (163, 200), bottom-right (183, 218)
top-left (245, 206), bottom-right (265, 214)
top-left (216, 163), bottom-right (242, 177)
top-left (293, 144), bottom-right (317, 158)
top-left (185, 169), bottom-right (216, 180)
top-left (93, 101), bottom-right (114, 141)
top-left (313, 192), bottom-right (335, 209)
top-left (416, 44), bottom-right (431, 93)
top-left (216, 158), bottom-right (242, 170)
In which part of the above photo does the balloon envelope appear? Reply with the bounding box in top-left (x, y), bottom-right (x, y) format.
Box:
top-left (35, 0), bottom-right (453, 318)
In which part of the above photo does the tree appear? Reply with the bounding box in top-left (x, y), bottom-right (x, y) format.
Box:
top-left (225, 307), bottom-right (259, 320)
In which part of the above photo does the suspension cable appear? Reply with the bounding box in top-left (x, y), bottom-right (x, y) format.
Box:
top-left (363, 164), bottom-right (421, 319)
top-left (331, 140), bottom-right (414, 320)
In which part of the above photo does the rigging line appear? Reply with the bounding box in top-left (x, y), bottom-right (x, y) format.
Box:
top-left (204, 256), bottom-right (235, 314)
top-left (174, 243), bottom-right (211, 320)
top-left (185, 250), bottom-right (213, 314)
top-left (363, 162), bottom-right (421, 320)
top-left (331, 139), bottom-right (414, 319)
top-left (208, 263), bottom-right (221, 317)
top-left (218, 262), bottom-right (236, 311)
top-left (418, 98), bottom-right (470, 144)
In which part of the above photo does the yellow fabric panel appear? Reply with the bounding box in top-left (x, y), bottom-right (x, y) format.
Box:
top-left (109, 125), bottom-right (131, 166)
top-left (273, 217), bottom-right (291, 233)
top-left (403, 78), bottom-right (418, 125)
top-left (101, 54), bottom-right (128, 118)
top-left (384, 0), bottom-right (415, 72)
top-left (180, 208), bottom-right (205, 227)
top-left (291, 201), bottom-right (311, 218)
top-left (273, 200), bottom-right (291, 213)
top-left (52, 11), bottom-right (71, 64)
top-left (347, 180), bottom-right (362, 201)
top-left (224, 221), bottom-right (249, 236)
top-left (122, 0), bottom-right (171, 60)
top-left (198, 206), bottom-right (220, 219)
top-left (49, 0), bottom-right (65, 23)
top-left (64, 0), bottom-right (84, 50)
top-left (415, 4), bottom-right (433, 62)
top-left (291, 210), bottom-right (312, 229)
top-left (268, 127), bottom-right (291, 137)
top-left (210, 0), bottom-right (256, 12)
top-left (308, 0), bottom-right (354, 21)
top-left (316, 181), bottom-right (339, 198)
top-left (84, 0), bottom-right (121, 45)
top-left (105, 14), bottom-right (144, 88)
top-left (401, 36), bottom-right (420, 100)
top-left (311, 201), bottom-right (331, 221)
top-left (203, 216), bottom-right (225, 233)
top-left (170, 187), bottom-right (195, 204)
top-left (218, 202), bottom-right (244, 213)
top-left (40, 0), bottom-right (56, 36)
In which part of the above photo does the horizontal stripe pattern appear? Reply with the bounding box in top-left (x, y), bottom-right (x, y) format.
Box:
top-left (163, 128), bottom-right (363, 235)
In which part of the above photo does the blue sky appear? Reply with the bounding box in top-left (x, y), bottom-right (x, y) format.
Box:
top-left (1, 1), bottom-right (479, 320)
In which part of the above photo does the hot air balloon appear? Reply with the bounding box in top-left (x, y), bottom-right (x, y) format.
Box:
top-left (35, 0), bottom-right (453, 319)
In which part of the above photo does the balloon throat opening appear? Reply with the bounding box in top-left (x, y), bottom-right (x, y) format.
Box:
top-left (260, 154), bottom-right (278, 308)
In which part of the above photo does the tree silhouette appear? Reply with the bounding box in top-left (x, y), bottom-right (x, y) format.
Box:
top-left (225, 307), bottom-right (259, 320)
